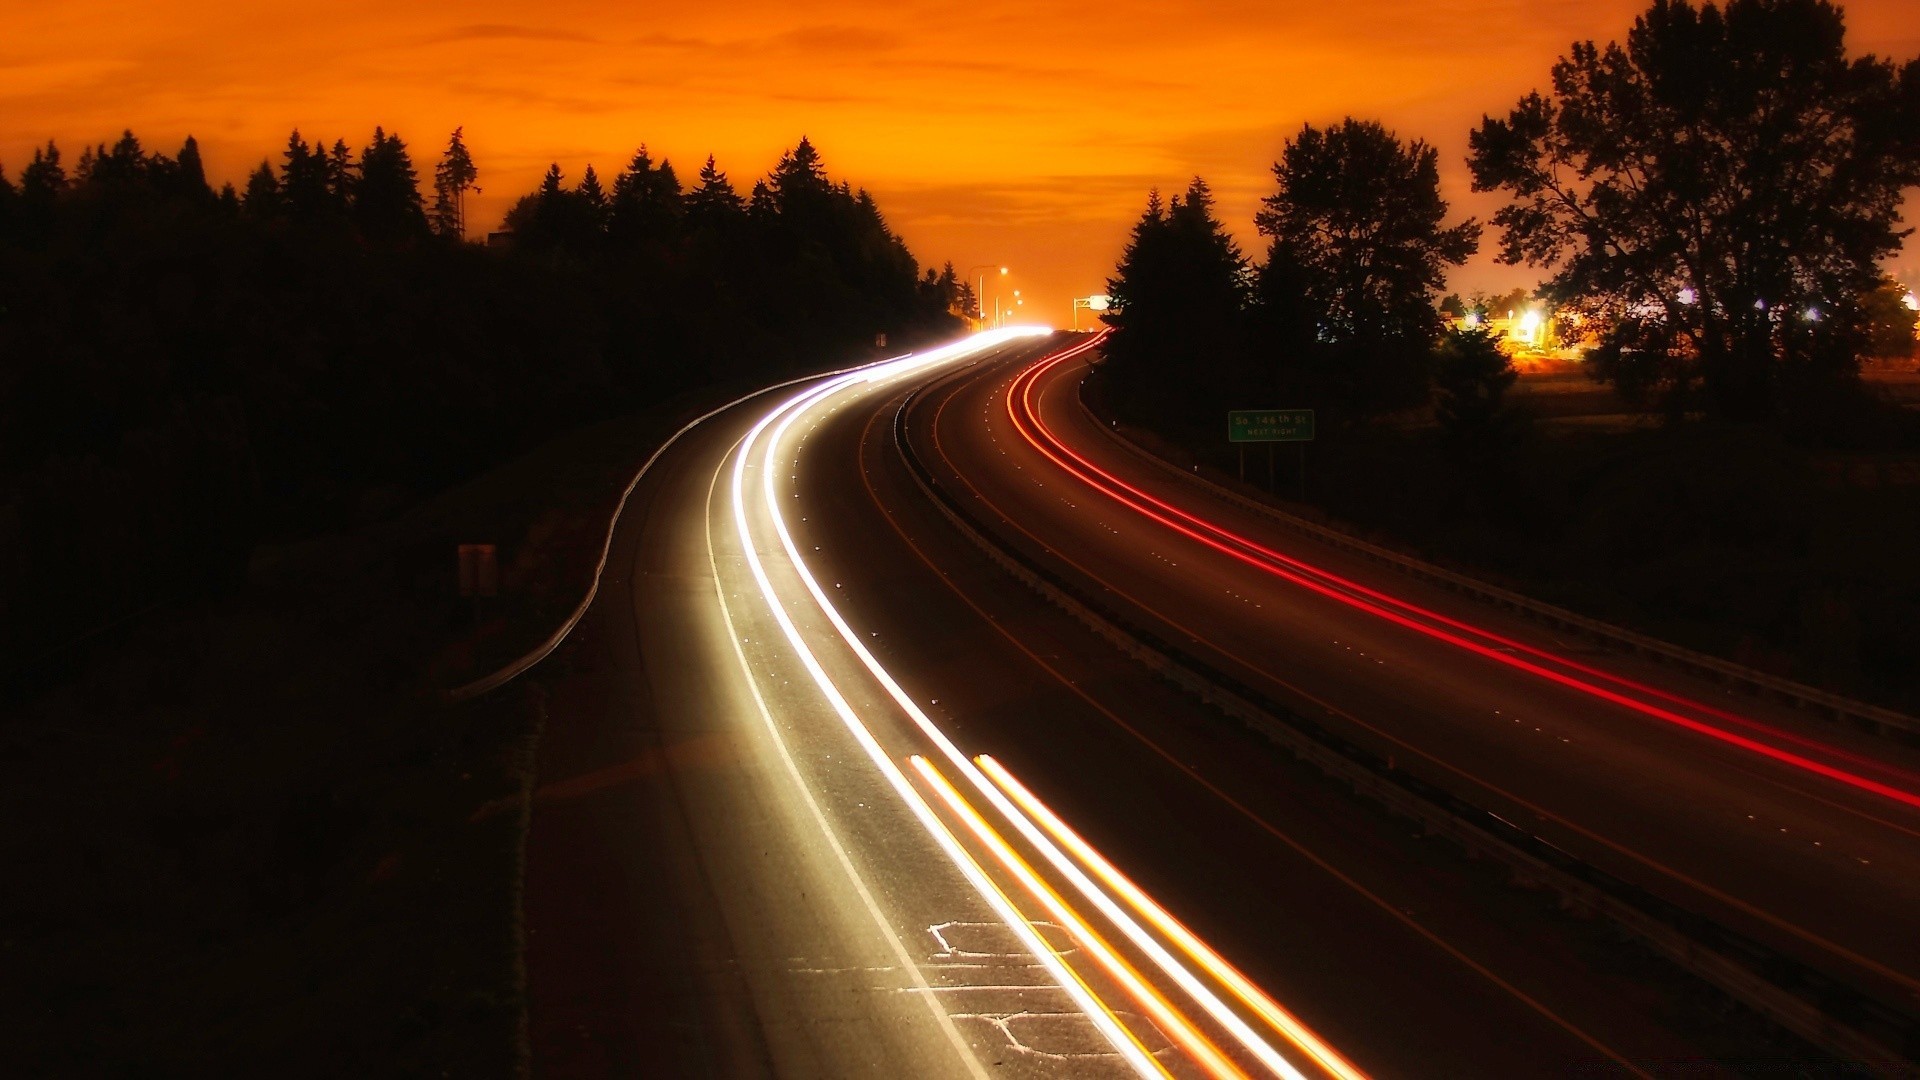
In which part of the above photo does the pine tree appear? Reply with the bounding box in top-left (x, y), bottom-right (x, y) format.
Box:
top-left (175, 135), bottom-right (211, 199)
top-left (609, 145), bottom-right (683, 246)
top-left (96, 130), bottom-right (145, 183)
top-left (22, 141), bottom-right (66, 199)
top-left (1102, 180), bottom-right (1250, 426)
top-left (353, 127), bottom-right (428, 245)
top-left (686, 154), bottom-right (743, 229)
top-left (431, 127), bottom-right (479, 239)
top-left (243, 159), bottom-right (280, 217)
top-left (770, 137), bottom-right (829, 204)
top-left (325, 139), bottom-right (356, 210)
top-left (280, 131), bottom-right (333, 221)
top-left (0, 162), bottom-right (15, 233)
top-left (577, 165), bottom-right (606, 212)
top-left (748, 179), bottom-right (776, 222)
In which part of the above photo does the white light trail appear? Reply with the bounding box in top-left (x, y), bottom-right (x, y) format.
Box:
top-left (747, 340), bottom-right (1343, 1079)
top-left (723, 330), bottom-right (1169, 1079)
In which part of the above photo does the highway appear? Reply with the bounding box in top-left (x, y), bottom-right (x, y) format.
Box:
top-left (911, 336), bottom-right (1920, 1025)
top-left (522, 329), bottom-right (1920, 1076)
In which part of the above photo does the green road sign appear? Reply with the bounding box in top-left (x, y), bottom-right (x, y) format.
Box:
top-left (1228, 409), bottom-right (1315, 443)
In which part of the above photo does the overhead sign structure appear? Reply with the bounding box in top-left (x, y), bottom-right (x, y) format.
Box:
top-left (1227, 409), bottom-right (1315, 443)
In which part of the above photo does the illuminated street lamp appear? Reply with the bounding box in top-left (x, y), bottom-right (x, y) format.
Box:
top-left (965, 264), bottom-right (1008, 325)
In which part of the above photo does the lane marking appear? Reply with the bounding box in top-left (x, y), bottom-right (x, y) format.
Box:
top-left (860, 388), bottom-right (1647, 1076)
top-left (711, 333), bottom-right (1165, 1079)
top-left (770, 365), bottom-right (1340, 1079)
top-left (705, 430), bottom-right (991, 1080)
top-left (1011, 350), bottom-right (1920, 812)
top-left (913, 756), bottom-right (1204, 1078)
top-left (927, 353), bottom-right (1920, 1000)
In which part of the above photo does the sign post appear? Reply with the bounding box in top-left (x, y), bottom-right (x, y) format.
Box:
top-left (1227, 409), bottom-right (1314, 500)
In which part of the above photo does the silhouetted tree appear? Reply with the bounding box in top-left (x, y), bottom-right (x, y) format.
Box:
top-left (324, 139), bottom-right (356, 209)
top-left (173, 135), bottom-right (211, 200)
top-left (1468, 0), bottom-right (1920, 419)
top-left (22, 141), bottom-right (65, 200)
top-left (243, 160), bottom-right (280, 218)
top-left (503, 163), bottom-right (601, 252)
top-left (280, 132), bottom-right (334, 223)
top-left (1432, 326), bottom-right (1523, 461)
top-left (430, 127), bottom-right (479, 240)
top-left (608, 145), bottom-right (682, 248)
top-left (1469, 287), bottom-right (1532, 324)
top-left (686, 154), bottom-right (744, 230)
top-left (769, 137), bottom-right (829, 205)
top-left (353, 128), bottom-right (428, 245)
top-left (1102, 180), bottom-right (1252, 428)
top-left (1253, 119), bottom-right (1479, 418)
top-left (576, 164), bottom-right (608, 228)
top-left (1862, 279), bottom-right (1919, 360)
top-left (0, 126), bottom-right (960, 672)
top-left (747, 179), bottom-right (777, 223)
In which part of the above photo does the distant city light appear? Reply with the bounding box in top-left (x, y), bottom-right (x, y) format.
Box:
top-left (1904, 291), bottom-right (1918, 312)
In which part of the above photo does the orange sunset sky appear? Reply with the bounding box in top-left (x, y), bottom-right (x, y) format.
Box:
top-left (5, 0), bottom-right (1918, 322)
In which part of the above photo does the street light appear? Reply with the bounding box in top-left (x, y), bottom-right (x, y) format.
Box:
top-left (964, 264), bottom-right (1008, 326)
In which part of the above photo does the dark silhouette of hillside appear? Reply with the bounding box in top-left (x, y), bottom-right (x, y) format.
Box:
top-left (0, 128), bottom-right (965, 674)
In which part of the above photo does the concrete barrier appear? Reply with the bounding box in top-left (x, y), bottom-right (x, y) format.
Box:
top-left (897, 368), bottom-right (1916, 1073)
top-left (1074, 378), bottom-right (1920, 742)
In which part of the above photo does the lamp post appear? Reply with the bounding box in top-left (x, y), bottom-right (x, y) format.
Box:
top-left (964, 264), bottom-right (1008, 328)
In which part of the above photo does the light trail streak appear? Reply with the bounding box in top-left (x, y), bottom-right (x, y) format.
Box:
top-left (752, 339), bottom-right (1349, 1078)
top-left (723, 329), bottom-right (1168, 1080)
top-left (911, 756), bottom-right (1238, 1080)
top-left (1005, 341), bottom-right (1920, 812)
top-left (976, 756), bottom-right (1370, 1080)
top-left (1023, 343), bottom-right (1919, 793)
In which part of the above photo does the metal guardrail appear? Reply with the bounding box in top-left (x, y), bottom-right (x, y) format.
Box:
top-left (1072, 378), bottom-right (1920, 742)
top-left (895, 369), bottom-right (1917, 1074)
top-left (444, 358), bottom-right (900, 703)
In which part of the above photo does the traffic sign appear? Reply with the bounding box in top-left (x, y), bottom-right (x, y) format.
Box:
top-left (1228, 409), bottom-right (1315, 443)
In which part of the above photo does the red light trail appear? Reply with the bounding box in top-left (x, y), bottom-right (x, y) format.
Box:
top-left (1005, 336), bottom-right (1920, 813)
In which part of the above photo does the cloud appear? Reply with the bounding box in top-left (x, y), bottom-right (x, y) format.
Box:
top-left (771, 25), bottom-right (904, 54)
top-left (419, 24), bottom-right (597, 46)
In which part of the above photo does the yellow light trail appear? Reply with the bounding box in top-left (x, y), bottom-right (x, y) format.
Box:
top-left (746, 330), bottom-right (1366, 1079)
top-left (740, 329), bottom-right (1367, 1078)
top-left (723, 330), bottom-right (1168, 1080)
top-left (978, 756), bottom-right (1371, 1080)
top-left (912, 755), bottom-right (1239, 1080)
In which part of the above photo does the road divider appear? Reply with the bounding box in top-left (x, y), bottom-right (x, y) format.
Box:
top-left (1073, 360), bottom-right (1920, 744)
top-left (895, 346), bottom-right (1918, 1074)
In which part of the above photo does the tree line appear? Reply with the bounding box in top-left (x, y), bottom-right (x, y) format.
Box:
top-left (1101, 0), bottom-right (1920, 439)
top-left (0, 127), bottom-right (965, 665)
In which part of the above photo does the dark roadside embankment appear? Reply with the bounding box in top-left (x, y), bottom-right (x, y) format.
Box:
top-left (1084, 361), bottom-right (1920, 720)
top-left (0, 390), bottom-right (742, 1076)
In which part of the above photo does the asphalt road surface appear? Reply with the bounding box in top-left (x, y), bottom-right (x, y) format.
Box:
top-left (523, 331), bottom-right (1917, 1077)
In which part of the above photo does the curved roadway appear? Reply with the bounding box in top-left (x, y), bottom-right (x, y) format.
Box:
top-left (523, 331), bottom-right (1918, 1077)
